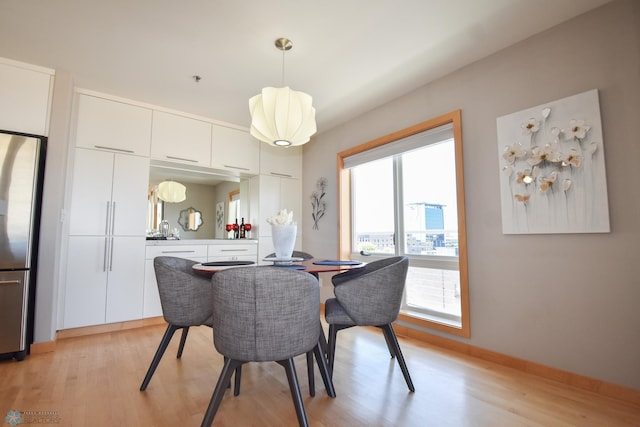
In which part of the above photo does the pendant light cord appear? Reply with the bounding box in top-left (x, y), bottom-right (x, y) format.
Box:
top-left (281, 48), bottom-right (286, 87)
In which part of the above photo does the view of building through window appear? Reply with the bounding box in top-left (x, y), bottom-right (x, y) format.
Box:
top-left (351, 138), bottom-right (461, 322)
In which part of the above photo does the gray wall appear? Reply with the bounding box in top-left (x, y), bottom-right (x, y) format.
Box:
top-left (301, 0), bottom-right (640, 390)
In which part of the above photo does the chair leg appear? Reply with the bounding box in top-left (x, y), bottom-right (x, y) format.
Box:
top-left (140, 324), bottom-right (180, 391)
top-left (233, 365), bottom-right (242, 396)
top-left (177, 326), bottom-right (190, 358)
top-left (306, 351), bottom-right (315, 397)
top-left (313, 341), bottom-right (336, 398)
top-left (327, 324), bottom-right (338, 377)
top-left (381, 325), bottom-right (396, 359)
top-left (381, 324), bottom-right (415, 392)
top-left (277, 359), bottom-right (309, 427)
top-left (319, 326), bottom-right (328, 355)
top-left (201, 358), bottom-right (244, 427)
top-left (327, 324), bottom-right (351, 378)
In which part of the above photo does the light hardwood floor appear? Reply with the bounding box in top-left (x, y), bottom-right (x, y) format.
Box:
top-left (1, 324), bottom-right (639, 426)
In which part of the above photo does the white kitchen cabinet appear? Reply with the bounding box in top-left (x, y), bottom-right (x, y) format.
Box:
top-left (63, 236), bottom-right (146, 328)
top-left (68, 148), bottom-right (149, 237)
top-left (257, 175), bottom-right (302, 236)
top-left (144, 241), bottom-right (258, 316)
top-left (211, 125), bottom-right (260, 175)
top-left (259, 143), bottom-right (302, 179)
top-left (0, 58), bottom-right (54, 136)
top-left (63, 147), bottom-right (149, 328)
top-left (143, 244), bottom-right (208, 318)
top-left (253, 174), bottom-right (302, 263)
top-left (208, 242), bottom-right (257, 263)
top-left (75, 93), bottom-right (152, 156)
top-left (151, 111), bottom-right (212, 167)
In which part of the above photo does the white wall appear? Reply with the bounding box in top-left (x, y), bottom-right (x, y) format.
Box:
top-left (302, 0), bottom-right (640, 390)
top-left (33, 71), bottom-right (73, 343)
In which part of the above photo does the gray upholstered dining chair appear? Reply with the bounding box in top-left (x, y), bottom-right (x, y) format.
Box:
top-left (140, 256), bottom-right (238, 391)
top-left (266, 249), bottom-right (322, 395)
top-left (201, 267), bottom-right (335, 427)
top-left (324, 256), bottom-right (415, 392)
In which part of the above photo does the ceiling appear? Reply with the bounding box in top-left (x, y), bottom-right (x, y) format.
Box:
top-left (1, 0), bottom-right (612, 136)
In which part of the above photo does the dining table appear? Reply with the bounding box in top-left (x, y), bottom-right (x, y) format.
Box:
top-left (192, 257), bottom-right (365, 276)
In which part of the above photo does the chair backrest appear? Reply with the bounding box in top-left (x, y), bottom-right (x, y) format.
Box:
top-left (211, 267), bottom-right (320, 362)
top-left (332, 256), bottom-right (409, 326)
top-left (266, 251), bottom-right (315, 260)
top-left (153, 256), bottom-right (213, 327)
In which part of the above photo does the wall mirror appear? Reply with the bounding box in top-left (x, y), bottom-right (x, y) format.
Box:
top-left (147, 161), bottom-right (249, 238)
top-left (178, 207), bottom-right (203, 231)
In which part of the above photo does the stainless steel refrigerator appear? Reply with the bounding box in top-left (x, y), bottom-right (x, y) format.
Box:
top-left (0, 130), bottom-right (46, 361)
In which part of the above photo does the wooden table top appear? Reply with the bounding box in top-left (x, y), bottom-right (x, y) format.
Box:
top-left (192, 258), bottom-right (365, 275)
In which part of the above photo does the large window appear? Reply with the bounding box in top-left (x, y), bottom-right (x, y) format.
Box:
top-left (338, 111), bottom-right (469, 337)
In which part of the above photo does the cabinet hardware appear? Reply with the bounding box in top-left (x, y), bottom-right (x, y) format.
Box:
top-left (160, 250), bottom-right (196, 254)
top-left (111, 202), bottom-right (117, 236)
top-left (105, 201), bottom-right (111, 235)
top-left (0, 280), bottom-right (21, 286)
top-left (94, 145), bottom-right (135, 154)
top-left (220, 249), bottom-right (248, 252)
top-left (223, 165), bottom-right (250, 171)
top-left (166, 155), bottom-right (198, 163)
top-left (109, 237), bottom-right (115, 271)
top-left (269, 172), bottom-right (292, 178)
top-left (103, 237), bottom-right (109, 272)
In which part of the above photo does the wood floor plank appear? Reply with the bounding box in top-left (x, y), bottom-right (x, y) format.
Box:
top-left (0, 324), bottom-right (638, 426)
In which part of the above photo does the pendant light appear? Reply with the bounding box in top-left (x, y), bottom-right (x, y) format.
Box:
top-left (157, 181), bottom-right (186, 203)
top-left (249, 38), bottom-right (317, 147)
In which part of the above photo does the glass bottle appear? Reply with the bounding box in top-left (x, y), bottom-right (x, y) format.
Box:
top-left (240, 217), bottom-right (246, 238)
top-left (234, 218), bottom-right (239, 239)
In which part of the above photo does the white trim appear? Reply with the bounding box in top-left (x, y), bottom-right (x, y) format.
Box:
top-left (343, 123), bottom-right (453, 169)
top-left (0, 56), bottom-right (55, 75)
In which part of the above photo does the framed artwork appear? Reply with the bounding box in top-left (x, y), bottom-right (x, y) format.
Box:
top-left (215, 201), bottom-right (224, 238)
top-left (496, 89), bottom-right (610, 234)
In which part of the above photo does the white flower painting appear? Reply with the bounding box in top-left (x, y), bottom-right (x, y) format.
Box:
top-left (496, 89), bottom-right (610, 234)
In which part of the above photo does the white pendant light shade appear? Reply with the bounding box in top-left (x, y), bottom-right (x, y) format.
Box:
top-left (157, 181), bottom-right (186, 203)
top-left (249, 86), bottom-right (317, 147)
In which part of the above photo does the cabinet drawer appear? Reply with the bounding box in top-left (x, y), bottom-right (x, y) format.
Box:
top-left (146, 245), bottom-right (207, 259)
top-left (208, 244), bottom-right (257, 258)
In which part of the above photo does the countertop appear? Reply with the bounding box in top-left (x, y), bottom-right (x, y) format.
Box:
top-left (145, 238), bottom-right (257, 246)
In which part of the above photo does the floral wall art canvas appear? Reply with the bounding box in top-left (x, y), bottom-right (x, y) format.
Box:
top-left (496, 89), bottom-right (610, 234)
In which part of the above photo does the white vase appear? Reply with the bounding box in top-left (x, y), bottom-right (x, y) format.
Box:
top-left (271, 224), bottom-right (297, 259)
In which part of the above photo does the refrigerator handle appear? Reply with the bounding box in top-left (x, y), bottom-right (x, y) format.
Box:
top-left (109, 237), bottom-right (115, 271)
top-left (105, 201), bottom-right (111, 235)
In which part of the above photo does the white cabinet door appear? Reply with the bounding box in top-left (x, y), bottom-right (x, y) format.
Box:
top-left (143, 244), bottom-right (208, 319)
top-left (111, 154), bottom-right (150, 236)
top-left (64, 236), bottom-right (146, 327)
top-left (68, 149), bottom-right (115, 236)
top-left (280, 177), bottom-right (302, 227)
top-left (63, 236), bottom-right (108, 328)
top-left (65, 149), bottom-right (148, 328)
top-left (211, 125), bottom-right (259, 174)
top-left (68, 149), bottom-right (149, 237)
top-left (257, 175), bottom-right (302, 237)
top-left (75, 94), bottom-right (152, 156)
top-left (151, 111), bottom-right (212, 167)
top-left (259, 144), bottom-right (302, 179)
top-left (143, 259), bottom-right (162, 318)
top-left (0, 60), bottom-right (53, 136)
top-left (105, 237), bottom-right (146, 323)
top-left (258, 174), bottom-right (281, 237)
